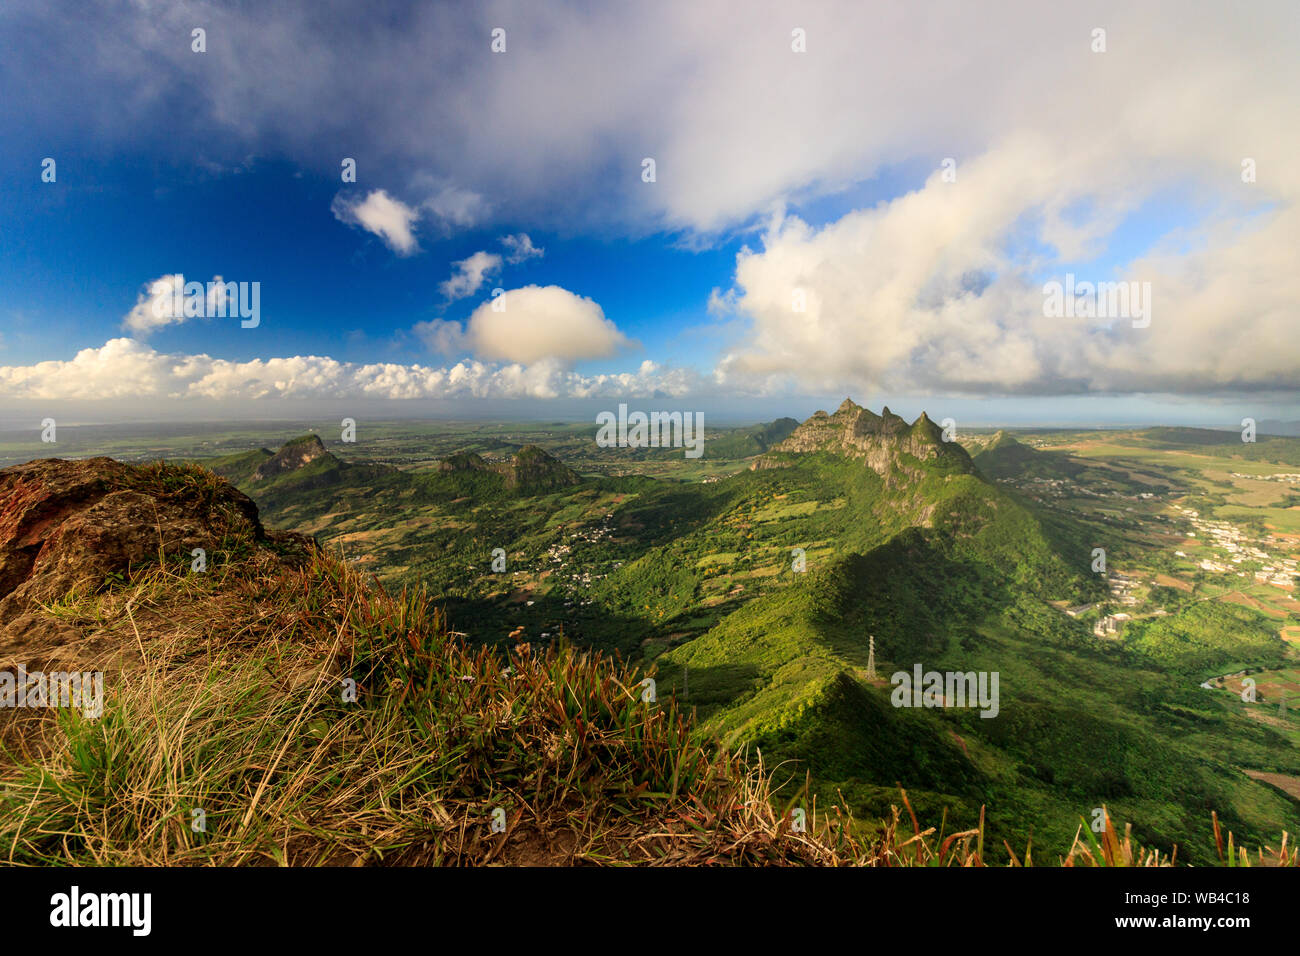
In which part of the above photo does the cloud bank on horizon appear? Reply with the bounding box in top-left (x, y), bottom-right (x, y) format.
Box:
top-left (0, 0), bottom-right (1296, 411)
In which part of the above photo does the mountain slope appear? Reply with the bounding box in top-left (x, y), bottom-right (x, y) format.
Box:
top-left (169, 408), bottom-right (1299, 864)
top-left (972, 431), bottom-right (1086, 481)
top-left (706, 417), bottom-right (800, 458)
top-left (251, 433), bottom-right (334, 481)
top-left (639, 402), bottom-right (1298, 861)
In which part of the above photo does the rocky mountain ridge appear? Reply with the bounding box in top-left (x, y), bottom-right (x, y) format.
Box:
top-left (753, 398), bottom-right (975, 483)
top-left (438, 444), bottom-right (581, 492)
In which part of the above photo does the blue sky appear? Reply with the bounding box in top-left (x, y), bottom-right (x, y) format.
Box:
top-left (1, 158), bottom-right (740, 371)
top-left (1, 1), bottom-right (1296, 428)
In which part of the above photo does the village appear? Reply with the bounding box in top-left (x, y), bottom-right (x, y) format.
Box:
top-left (1008, 460), bottom-right (1300, 641)
top-left (1076, 503), bottom-right (1299, 639)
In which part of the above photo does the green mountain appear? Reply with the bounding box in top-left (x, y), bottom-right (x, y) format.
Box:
top-left (972, 431), bottom-right (1086, 481)
top-left (187, 405), bottom-right (1299, 863)
top-left (627, 404), bottom-right (1296, 861)
top-left (499, 444), bottom-right (583, 492)
top-left (705, 417), bottom-right (800, 458)
top-left (208, 433), bottom-right (353, 498)
top-left (251, 433), bottom-right (333, 480)
top-left (431, 444), bottom-right (582, 496)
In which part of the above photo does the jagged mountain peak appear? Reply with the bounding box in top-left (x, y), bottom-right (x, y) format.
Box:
top-left (755, 399), bottom-right (974, 481)
top-left (909, 411), bottom-right (945, 442)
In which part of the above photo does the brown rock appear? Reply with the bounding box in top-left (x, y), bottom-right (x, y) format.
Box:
top-left (0, 458), bottom-right (264, 630)
top-left (251, 434), bottom-right (329, 482)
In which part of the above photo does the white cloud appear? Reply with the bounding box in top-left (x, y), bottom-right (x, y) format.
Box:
top-left (438, 235), bottom-right (543, 301)
top-left (455, 285), bottom-right (630, 365)
top-left (440, 250), bottom-right (503, 300)
top-left (501, 233), bottom-right (544, 264)
top-left (413, 318), bottom-right (466, 356)
top-left (122, 274), bottom-right (187, 335)
top-left (331, 189), bottom-right (421, 255)
top-left (20, 2), bottom-right (1300, 237)
top-left (122, 274), bottom-right (234, 336)
top-left (715, 134), bottom-right (1300, 396)
top-left (12, 1), bottom-right (1300, 399)
top-left (0, 337), bottom-right (693, 401)
top-left (706, 286), bottom-right (738, 317)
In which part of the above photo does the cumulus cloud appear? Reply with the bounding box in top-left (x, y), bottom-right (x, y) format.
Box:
top-left (122, 274), bottom-right (235, 336)
top-left (440, 250), bottom-right (503, 300)
top-left (122, 274), bottom-right (188, 335)
top-left (501, 233), bottom-right (544, 264)
top-left (419, 285), bottom-right (630, 365)
top-left (715, 137), bottom-right (1300, 396)
top-left (0, 338), bottom-right (695, 402)
top-left (438, 235), bottom-right (544, 300)
top-left (331, 189), bottom-right (421, 255)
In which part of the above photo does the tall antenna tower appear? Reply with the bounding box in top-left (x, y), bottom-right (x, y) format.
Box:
top-left (867, 634), bottom-right (877, 680)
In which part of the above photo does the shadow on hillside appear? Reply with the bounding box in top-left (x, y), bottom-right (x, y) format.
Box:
top-left (438, 592), bottom-right (668, 661)
top-left (651, 661), bottom-right (764, 713)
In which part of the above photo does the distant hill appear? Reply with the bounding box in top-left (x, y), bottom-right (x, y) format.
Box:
top-left (972, 431), bottom-right (1086, 481)
top-left (203, 436), bottom-right (586, 531)
top-left (1142, 426), bottom-right (1244, 446)
top-left (437, 444), bottom-right (581, 495)
top-left (1259, 420), bottom-right (1300, 437)
top-left (251, 433), bottom-right (333, 481)
top-left (206, 433), bottom-right (347, 490)
top-left (500, 444), bottom-right (583, 492)
top-left (706, 417), bottom-right (800, 458)
top-left (1135, 427), bottom-right (1300, 466)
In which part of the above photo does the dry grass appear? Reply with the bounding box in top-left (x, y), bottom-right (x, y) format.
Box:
top-left (1, 543), bottom-right (866, 865)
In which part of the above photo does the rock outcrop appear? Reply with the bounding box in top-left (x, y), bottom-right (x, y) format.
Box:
top-left (753, 398), bottom-right (975, 483)
top-left (0, 457), bottom-right (282, 658)
top-left (251, 433), bottom-right (331, 482)
top-left (439, 445), bottom-right (580, 493)
top-left (506, 445), bottom-right (582, 492)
